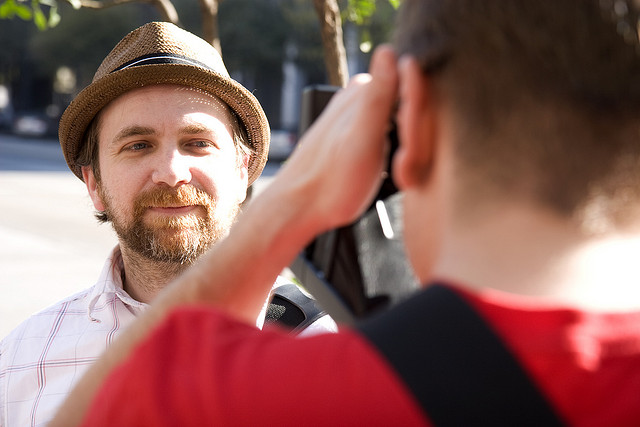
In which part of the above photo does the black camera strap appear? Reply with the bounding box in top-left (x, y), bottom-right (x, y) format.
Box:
top-left (358, 284), bottom-right (564, 426)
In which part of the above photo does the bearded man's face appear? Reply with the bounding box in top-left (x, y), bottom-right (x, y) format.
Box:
top-left (83, 85), bottom-right (249, 265)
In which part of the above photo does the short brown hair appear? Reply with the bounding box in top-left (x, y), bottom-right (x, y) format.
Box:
top-left (394, 0), bottom-right (640, 229)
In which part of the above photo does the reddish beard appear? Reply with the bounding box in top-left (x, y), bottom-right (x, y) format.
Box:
top-left (100, 185), bottom-right (238, 265)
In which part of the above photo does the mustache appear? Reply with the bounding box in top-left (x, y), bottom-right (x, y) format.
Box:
top-left (133, 185), bottom-right (214, 216)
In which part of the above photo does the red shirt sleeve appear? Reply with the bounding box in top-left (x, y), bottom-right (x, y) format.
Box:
top-left (82, 305), bottom-right (430, 427)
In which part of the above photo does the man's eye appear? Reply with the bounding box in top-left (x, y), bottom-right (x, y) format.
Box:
top-left (191, 140), bottom-right (213, 148)
top-left (126, 142), bottom-right (148, 151)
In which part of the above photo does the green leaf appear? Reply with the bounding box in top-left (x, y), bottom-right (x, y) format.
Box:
top-left (346, 0), bottom-right (376, 25)
top-left (388, 0), bottom-right (401, 9)
top-left (0, 0), bottom-right (14, 19)
top-left (32, 1), bottom-right (47, 29)
top-left (14, 2), bottom-right (33, 20)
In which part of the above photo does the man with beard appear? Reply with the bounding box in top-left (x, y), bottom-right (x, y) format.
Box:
top-left (0, 22), bottom-right (335, 427)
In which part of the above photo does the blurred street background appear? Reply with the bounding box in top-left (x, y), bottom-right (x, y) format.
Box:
top-left (0, 134), bottom-right (279, 338)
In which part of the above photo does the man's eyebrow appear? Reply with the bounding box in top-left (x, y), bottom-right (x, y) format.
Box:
top-left (112, 126), bottom-right (155, 143)
top-left (179, 123), bottom-right (211, 135)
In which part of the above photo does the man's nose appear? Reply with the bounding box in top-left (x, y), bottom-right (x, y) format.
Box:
top-left (151, 149), bottom-right (193, 187)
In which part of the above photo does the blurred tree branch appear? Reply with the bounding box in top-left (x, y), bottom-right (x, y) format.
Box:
top-left (73, 0), bottom-right (179, 24)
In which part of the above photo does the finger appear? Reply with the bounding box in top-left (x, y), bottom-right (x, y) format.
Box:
top-left (368, 45), bottom-right (399, 113)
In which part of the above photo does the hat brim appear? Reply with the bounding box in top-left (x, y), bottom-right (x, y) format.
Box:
top-left (59, 63), bottom-right (270, 186)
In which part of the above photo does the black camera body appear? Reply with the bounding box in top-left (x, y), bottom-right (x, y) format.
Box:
top-left (289, 85), bottom-right (418, 325)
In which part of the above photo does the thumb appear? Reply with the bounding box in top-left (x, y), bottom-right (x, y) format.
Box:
top-left (368, 45), bottom-right (399, 117)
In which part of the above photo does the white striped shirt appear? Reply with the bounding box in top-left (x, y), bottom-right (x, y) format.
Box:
top-left (0, 247), bottom-right (143, 427)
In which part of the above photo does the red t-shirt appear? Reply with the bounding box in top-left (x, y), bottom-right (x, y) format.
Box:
top-left (82, 284), bottom-right (640, 426)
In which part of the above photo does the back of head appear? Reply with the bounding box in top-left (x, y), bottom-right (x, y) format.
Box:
top-left (394, 0), bottom-right (640, 231)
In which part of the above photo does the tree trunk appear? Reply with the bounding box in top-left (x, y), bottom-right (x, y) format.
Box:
top-left (198, 0), bottom-right (222, 54)
top-left (312, 0), bottom-right (349, 87)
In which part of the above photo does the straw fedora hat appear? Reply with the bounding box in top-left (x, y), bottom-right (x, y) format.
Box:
top-left (59, 21), bottom-right (270, 186)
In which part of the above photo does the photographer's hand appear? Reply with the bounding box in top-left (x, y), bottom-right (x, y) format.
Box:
top-left (276, 45), bottom-right (399, 233)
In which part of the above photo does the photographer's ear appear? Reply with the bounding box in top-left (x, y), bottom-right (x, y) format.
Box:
top-left (393, 56), bottom-right (437, 191)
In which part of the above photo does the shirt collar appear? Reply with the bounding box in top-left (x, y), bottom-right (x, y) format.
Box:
top-left (86, 246), bottom-right (285, 328)
top-left (87, 245), bottom-right (147, 320)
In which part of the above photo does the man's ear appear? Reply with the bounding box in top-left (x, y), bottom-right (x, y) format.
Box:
top-left (240, 152), bottom-right (250, 180)
top-left (82, 166), bottom-right (105, 212)
top-left (392, 56), bottom-right (438, 191)
top-left (236, 152), bottom-right (250, 204)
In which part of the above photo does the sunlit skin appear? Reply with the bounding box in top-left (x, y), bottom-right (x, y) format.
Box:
top-left (82, 84), bottom-right (249, 302)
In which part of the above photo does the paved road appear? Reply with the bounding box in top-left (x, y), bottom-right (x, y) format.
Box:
top-left (0, 134), bottom-right (279, 338)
